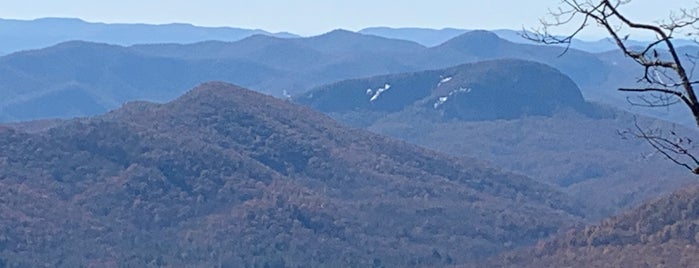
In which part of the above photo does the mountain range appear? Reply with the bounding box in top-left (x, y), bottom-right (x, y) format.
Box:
top-left (8, 20), bottom-right (692, 128)
top-left (0, 29), bottom-right (614, 124)
top-left (3, 18), bottom-right (694, 56)
top-left (0, 82), bottom-right (586, 267)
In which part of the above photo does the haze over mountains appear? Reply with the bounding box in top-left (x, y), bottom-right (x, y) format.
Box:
top-left (0, 17), bottom-right (298, 55)
top-left (360, 26), bottom-right (699, 52)
top-left (3, 17), bottom-right (694, 56)
top-left (0, 26), bottom-right (608, 123)
top-left (3, 18), bottom-right (698, 128)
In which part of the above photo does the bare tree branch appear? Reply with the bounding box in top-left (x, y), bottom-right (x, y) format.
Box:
top-left (619, 119), bottom-right (699, 173)
top-left (529, 0), bottom-right (699, 174)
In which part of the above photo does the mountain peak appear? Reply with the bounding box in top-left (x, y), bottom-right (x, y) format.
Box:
top-left (305, 28), bottom-right (425, 53)
top-left (320, 28), bottom-right (358, 37)
top-left (150, 81), bottom-right (334, 129)
top-left (437, 29), bottom-right (510, 51)
top-left (460, 30), bottom-right (503, 40)
top-left (232, 34), bottom-right (289, 48)
top-left (176, 81), bottom-right (268, 105)
top-left (31, 17), bottom-right (87, 24)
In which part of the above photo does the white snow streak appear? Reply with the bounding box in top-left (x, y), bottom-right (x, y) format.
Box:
top-left (433, 86), bottom-right (472, 109)
top-left (369, 83), bottom-right (392, 102)
top-left (437, 76), bottom-right (453, 87)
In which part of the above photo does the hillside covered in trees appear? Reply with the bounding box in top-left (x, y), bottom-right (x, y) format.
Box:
top-left (0, 82), bottom-right (586, 267)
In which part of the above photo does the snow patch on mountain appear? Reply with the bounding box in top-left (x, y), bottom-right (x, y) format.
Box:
top-left (437, 76), bottom-right (453, 87)
top-left (369, 83), bottom-right (392, 102)
top-left (433, 87), bottom-right (472, 109)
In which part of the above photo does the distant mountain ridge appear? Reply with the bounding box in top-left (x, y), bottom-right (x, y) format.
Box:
top-left (0, 40), bottom-right (283, 122)
top-left (129, 29), bottom-right (425, 65)
top-left (0, 28), bottom-right (615, 123)
top-left (422, 30), bottom-right (609, 89)
top-left (0, 82), bottom-right (584, 266)
top-left (2, 22), bottom-right (696, 129)
top-left (1, 17), bottom-right (695, 55)
top-left (359, 26), bottom-right (699, 52)
top-left (0, 17), bottom-right (298, 54)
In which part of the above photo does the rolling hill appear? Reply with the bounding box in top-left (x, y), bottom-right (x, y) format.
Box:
top-left (297, 59), bottom-right (697, 217)
top-left (0, 82), bottom-right (584, 267)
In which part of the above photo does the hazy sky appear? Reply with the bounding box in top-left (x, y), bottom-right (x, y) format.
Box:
top-left (0, 0), bottom-right (696, 38)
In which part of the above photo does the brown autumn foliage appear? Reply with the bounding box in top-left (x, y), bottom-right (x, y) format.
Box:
top-left (0, 82), bottom-right (584, 267)
top-left (486, 184), bottom-right (699, 267)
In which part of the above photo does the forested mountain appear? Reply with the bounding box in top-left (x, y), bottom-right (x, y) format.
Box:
top-left (0, 82), bottom-right (584, 267)
top-left (297, 59), bottom-right (697, 217)
top-left (298, 59), bottom-right (591, 120)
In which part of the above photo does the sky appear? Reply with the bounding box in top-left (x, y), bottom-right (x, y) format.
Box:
top-left (0, 0), bottom-right (697, 38)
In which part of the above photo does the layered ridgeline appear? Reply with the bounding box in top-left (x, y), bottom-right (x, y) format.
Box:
top-left (2, 24), bottom-right (697, 128)
top-left (0, 82), bottom-right (584, 267)
top-left (418, 30), bottom-right (608, 89)
top-left (0, 41), bottom-right (282, 122)
top-left (0, 17), bottom-right (298, 55)
top-left (0, 31), bottom-right (425, 123)
top-left (297, 59), bottom-right (697, 217)
top-left (359, 27), bottom-right (699, 52)
top-left (1, 17), bottom-right (693, 57)
top-left (489, 185), bottom-right (699, 267)
top-left (0, 29), bottom-right (611, 123)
